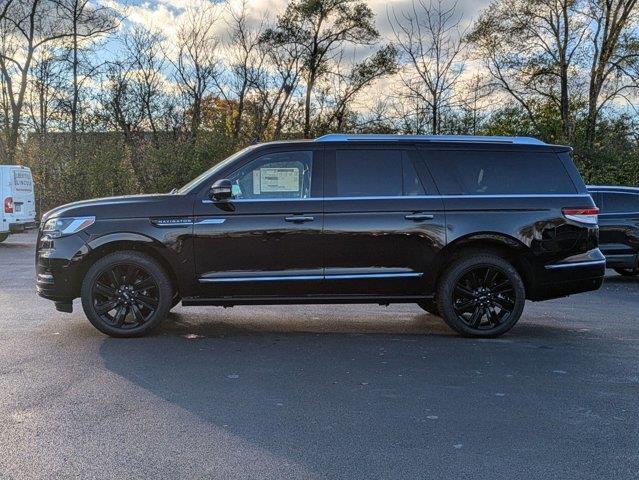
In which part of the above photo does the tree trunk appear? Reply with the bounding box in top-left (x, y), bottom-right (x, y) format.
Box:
top-left (304, 73), bottom-right (315, 138)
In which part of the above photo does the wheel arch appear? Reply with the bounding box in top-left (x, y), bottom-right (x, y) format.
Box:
top-left (73, 233), bottom-right (181, 298)
top-left (433, 232), bottom-right (534, 294)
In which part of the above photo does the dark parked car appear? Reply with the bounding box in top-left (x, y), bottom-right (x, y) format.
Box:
top-left (587, 185), bottom-right (639, 276)
top-left (36, 134), bottom-right (605, 338)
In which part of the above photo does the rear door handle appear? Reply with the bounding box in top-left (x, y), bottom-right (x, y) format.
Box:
top-left (285, 215), bottom-right (315, 223)
top-left (405, 213), bottom-right (434, 221)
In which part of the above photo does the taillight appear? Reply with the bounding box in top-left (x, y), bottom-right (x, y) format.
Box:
top-left (562, 207), bottom-right (599, 225)
top-left (3, 197), bottom-right (12, 214)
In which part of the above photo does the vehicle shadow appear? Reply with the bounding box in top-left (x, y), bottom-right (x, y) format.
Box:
top-left (603, 274), bottom-right (639, 285)
top-left (97, 309), bottom-right (602, 478)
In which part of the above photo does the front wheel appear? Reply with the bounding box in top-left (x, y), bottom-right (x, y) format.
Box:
top-left (81, 251), bottom-right (173, 337)
top-left (437, 254), bottom-right (525, 338)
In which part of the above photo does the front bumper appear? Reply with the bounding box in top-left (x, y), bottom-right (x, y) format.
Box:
top-left (35, 231), bottom-right (90, 303)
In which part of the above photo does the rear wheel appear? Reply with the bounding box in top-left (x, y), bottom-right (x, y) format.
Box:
top-left (437, 254), bottom-right (525, 338)
top-left (614, 267), bottom-right (639, 277)
top-left (81, 251), bottom-right (173, 337)
top-left (0, 233), bottom-right (8, 243)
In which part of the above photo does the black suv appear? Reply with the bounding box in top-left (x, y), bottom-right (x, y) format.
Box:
top-left (36, 134), bottom-right (605, 338)
top-left (588, 185), bottom-right (639, 276)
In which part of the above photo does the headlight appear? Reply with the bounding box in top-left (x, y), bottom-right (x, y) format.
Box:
top-left (42, 216), bottom-right (95, 238)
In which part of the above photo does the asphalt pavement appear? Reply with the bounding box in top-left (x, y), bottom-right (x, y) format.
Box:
top-left (0, 231), bottom-right (638, 479)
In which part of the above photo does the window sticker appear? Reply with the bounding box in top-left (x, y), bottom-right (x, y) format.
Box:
top-left (255, 167), bottom-right (300, 193)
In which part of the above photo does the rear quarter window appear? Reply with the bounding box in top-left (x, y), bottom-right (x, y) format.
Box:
top-left (423, 150), bottom-right (577, 195)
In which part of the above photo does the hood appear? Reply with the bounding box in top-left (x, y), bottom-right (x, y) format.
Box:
top-left (41, 193), bottom-right (191, 223)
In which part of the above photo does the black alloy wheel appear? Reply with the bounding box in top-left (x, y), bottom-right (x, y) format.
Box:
top-left (92, 263), bottom-right (159, 329)
top-left (451, 266), bottom-right (515, 329)
top-left (81, 251), bottom-right (172, 337)
top-left (437, 254), bottom-right (525, 337)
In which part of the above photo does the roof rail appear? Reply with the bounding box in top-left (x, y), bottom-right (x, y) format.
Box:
top-left (314, 134), bottom-right (547, 145)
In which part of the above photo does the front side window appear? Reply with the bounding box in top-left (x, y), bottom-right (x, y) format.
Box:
top-left (601, 192), bottom-right (639, 214)
top-left (331, 149), bottom-right (425, 197)
top-left (227, 151), bottom-right (313, 200)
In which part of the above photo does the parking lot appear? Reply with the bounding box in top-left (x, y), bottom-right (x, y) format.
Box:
top-left (0, 231), bottom-right (638, 479)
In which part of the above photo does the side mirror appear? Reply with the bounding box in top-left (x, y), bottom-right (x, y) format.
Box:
top-left (210, 179), bottom-right (232, 201)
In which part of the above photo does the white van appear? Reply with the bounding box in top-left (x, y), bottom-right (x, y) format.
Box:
top-left (0, 165), bottom-right (36, 242)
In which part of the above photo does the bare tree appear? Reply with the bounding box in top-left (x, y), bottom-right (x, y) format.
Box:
top-left (389, 0), bottom-right (466, 135)
top-left (223, 0), bottom-right (264, 141)
top-left (251, 38), bottom-right (304, 140)
top-left (98, 59), bottom-right (148, 188)
top-left (584, 0), bottom-right (639, 150)
top-left (468, 0), bottom-right (588, 141)
top-left (52, 0), bottom-right (117, 155)
top-left (0, 0), bottom-right (88, 161)
top-left (169, 4), bottom-right (221, 141)
top-left (26, 45), bottom-right (64, 133)
top-left (123, 26), bottom-right (167, 147)
top-left (0, 0), bottom-right (14, 22)
top-left (317, 45), bottom-right (397, 132)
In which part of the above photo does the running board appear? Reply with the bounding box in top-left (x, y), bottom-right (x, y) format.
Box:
top-left (182, 294), bottom-right (431, 307)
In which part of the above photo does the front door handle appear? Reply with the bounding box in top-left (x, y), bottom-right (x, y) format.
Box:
top-left (405, 213), bottom-right (434, 221)
top-left (285, 215), bottom-right (315, 223)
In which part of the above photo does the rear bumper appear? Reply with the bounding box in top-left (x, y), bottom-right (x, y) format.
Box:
top-left (528, 249), bottom-right (606, 301)
top-left (602, 253), bottom-right (638, 269)
top-left (9, 221), bottom-right (37, 233)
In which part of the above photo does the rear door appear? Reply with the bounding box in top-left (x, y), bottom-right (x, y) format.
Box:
top-left (321, 144), bottom-right (445, 297)
top-left (9, 167), bottom-right (35, 222)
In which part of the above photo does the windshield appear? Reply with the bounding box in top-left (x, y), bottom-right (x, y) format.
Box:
top-left (176, 145), bottom-right (258, 194)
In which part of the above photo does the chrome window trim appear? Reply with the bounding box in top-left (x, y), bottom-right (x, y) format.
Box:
top-left (202, 193), bottom-right (591, 204)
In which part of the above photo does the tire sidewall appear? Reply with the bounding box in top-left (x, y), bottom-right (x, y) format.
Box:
top-left (437, 254), bottom-right (526, 338)
top-left (81, 251), bottom-right (173, 337)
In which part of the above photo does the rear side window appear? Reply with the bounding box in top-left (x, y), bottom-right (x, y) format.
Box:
top-left (329, 149), bottom-right (425, 197)
top-left (423, 150), bottom-right (576, 195)
top-left (600, 192), bottom-right (639, 214)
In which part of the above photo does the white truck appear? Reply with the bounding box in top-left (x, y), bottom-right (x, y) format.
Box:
top-left (0, 165), bottom-right (36, 242)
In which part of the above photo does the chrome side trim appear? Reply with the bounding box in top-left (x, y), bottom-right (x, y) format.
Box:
top-left (196, 218), bottom-right (226, 225)
top-left (198, 272), bottom-right (423, 283)
top-left (199, 275), bottom-right (323, 283)
top-left (544, 259), bottom-right (606, 270)
top-left (324, 272), bottom-right (423, 280)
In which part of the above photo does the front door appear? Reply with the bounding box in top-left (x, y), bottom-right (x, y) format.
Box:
top-left (322, 146), bottom-right (445, 297)
top-left (193, 148), bottom-right (324, 299)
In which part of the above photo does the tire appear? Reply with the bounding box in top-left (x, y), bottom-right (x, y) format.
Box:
top-left (614, 267), bottom-right (639, 277)
top-left (417, 299), bottom-right (440, 316)
top-left (81, 251), bottom-right (173, 337)
top-left (0, 233), bottom-right (8, 243)
top-left (437, 254), bottom-right (525, 338)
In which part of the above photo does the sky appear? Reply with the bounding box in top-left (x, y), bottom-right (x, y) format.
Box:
top-left (104, 0), bottom-right (493, 52)
top-left (94, 0), bottom-right (494, 109)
